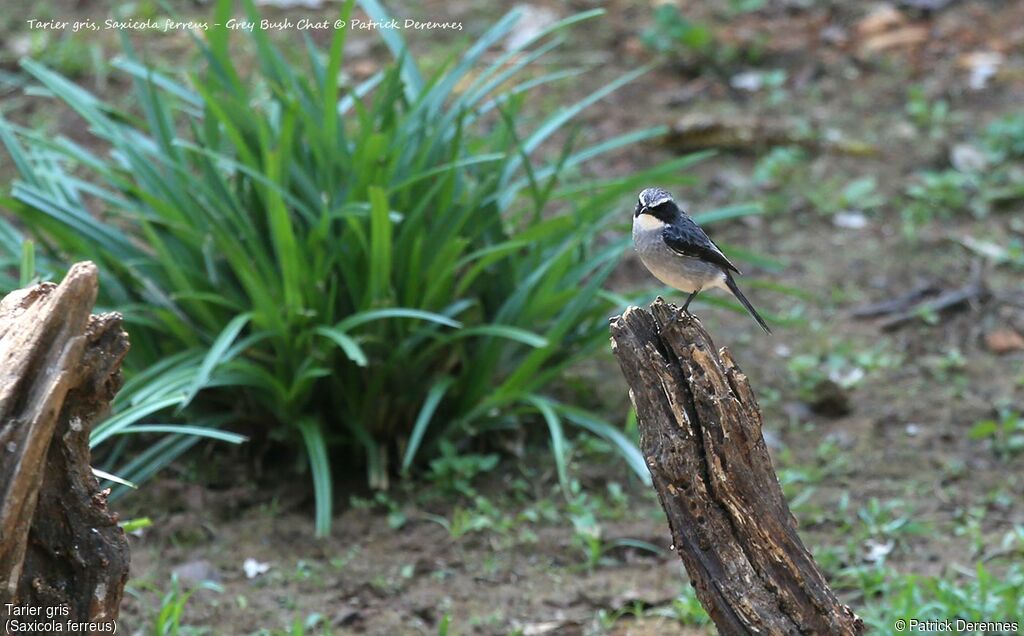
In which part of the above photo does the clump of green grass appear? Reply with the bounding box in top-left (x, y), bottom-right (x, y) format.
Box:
top-left (983, 113), bottom-right (1024, 161)
top-left (1, 0), bottom-right (761, 534)
top-left (901, 169), bottom-right (980, 235)
top-left (848, 563), bottom-right (1024, 632)
top-left (969, 408), bottom-right (1024, 460)
top-left (640, 4), bottom-right (764, 71)
top-left (126, 574), bottom-right (222, 636)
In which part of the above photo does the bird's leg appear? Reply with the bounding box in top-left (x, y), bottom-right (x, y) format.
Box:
top-left (681, 288), bottom-right (701, 313)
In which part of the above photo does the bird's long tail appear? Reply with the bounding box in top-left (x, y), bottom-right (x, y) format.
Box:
top-left (724, 274), bottom-right (772, 334)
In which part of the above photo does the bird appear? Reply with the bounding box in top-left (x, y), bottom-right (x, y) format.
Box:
top-left (632, 187), bottom-right (771, 334)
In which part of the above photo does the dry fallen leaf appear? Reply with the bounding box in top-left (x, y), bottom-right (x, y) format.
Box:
top-left (985, 328), bottom-right (1024, 354)
top-left (855, 5), bottom-right (907, 38)
top-left (958, 51), bottom-right (1004, 90)
top-left (861, 26), bottom-right (930, 53)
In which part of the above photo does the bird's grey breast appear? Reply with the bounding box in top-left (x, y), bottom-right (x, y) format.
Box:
top-left (632, 216), bottom-right (724, 292)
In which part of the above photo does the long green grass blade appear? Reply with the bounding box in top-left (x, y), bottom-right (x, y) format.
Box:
top-left (526, 395), bottom-right (569, 493)
top-left (116, 425), bottom-right (247, 444)
top-left (336, 308), bottom-right (462, 332)
top-left (555, 402), bottom-right (651, 484)
top-left (19, 240), bottom-right (34, 286)
top-left (296, 417), bottom-right (333, 537)
top-left (448, 325), bottom-right (548, 348)
top-left (314, 326), bottom-right (369, 366)
top-left (91, 395), bottom-right (188, 447)
top-left (357, 0), bottom-right (423, 97)
top-left (401, 377), bottom-right (454, 474)
top-left (180, 312), bottom-right (253, 408)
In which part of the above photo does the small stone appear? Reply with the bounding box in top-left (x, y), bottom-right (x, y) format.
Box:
top-left (834, 211), bottom-right (869, 229)
top-left (731, 71), bottom-right (765, 92)
top-left (172, 559), bottom-right (221, 585)
top-left (950, 144), bottom-right (988, 173)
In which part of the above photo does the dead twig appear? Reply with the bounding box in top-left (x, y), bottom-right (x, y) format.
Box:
top-left (851, 262), bottom-right (989, 331)
top-left (849, 281), bottom-right (942, 318)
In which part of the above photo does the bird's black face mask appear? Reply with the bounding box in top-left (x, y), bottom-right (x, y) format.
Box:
top-left (635, 187), bottom-right (678, 222)
top-left (635, 201), bottom-right (677, 223)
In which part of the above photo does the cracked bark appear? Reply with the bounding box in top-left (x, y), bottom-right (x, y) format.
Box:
top-left (609, 298), bottom-right (863, 636)
top-left (0, 261), bottom-right (130, 626)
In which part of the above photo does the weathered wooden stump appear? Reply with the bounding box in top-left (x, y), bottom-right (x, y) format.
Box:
top-left (0, 261), bottom-right (130, 628)
top-left (610, 298), bottom-right (863, 636)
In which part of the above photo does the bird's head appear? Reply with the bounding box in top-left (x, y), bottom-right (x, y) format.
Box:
top-left (634, 187), bottom-right (680, 223)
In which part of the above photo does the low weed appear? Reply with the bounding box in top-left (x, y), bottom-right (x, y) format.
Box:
top-left (969, 409), bottom-right (1024, 460)
top-left (127, 574), bottom-right (222, 636)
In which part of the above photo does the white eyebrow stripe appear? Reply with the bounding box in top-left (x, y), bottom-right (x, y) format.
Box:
top-left (639, 188), bottom-right (673, 208)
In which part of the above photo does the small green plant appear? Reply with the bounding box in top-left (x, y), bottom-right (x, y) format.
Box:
top-left (983, 113), bottom-right (1024, 161)
top-left (129, 574), bottom-right (222, 636)
top-left (927, 347), bottom-right (968, 381)
top-left (251, 613), bottom-right (333, 636)
top-left (447, 501), bottom-right (499, 538)
top-left (430, 496), bottom-right (511, 538)
top-left (665, 585), bottom-right (711, 626)
top-left (753, 146), bottom-right (807, 188)
top-left (28, 31), bottom-right (107, 82)
top-left (639, 5), bottom-right (763, 71)
top-left (641, 5), bottom-right (714, 57)
top-left (727, 0), bottom-right (768, 14)
top-left (856, 498), bottom-right (927, 544)
top-left (425, 441), bottom-right (499, 498)
top-left (350, 492), bottom-right (408, 530)
top-left (562, 479), bottom-right (658, 569)
top-left (787, 340), bottom-right (900, 402)
top-left (905, 86), bottom-right (951, 140)
top-left (807, 176), bottom-right (883, 216)
top-left (777, 441), bottom-right (849, 507)
top-left (902, 169), bottom-right (981, 236)
top-left (570, 504), bottom-right (604, 569)
top-left (952, 505), bottom-right (988, 559)
top-left (854, 563), bottom-right (1024, 632)
top-left (969, 409), bottom-right (1024, 459)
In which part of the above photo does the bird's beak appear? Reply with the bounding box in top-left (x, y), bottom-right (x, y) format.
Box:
top-left (635, 205), bottom-right (647, 218)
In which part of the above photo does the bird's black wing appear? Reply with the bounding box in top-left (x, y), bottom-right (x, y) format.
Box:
top-left (661, 217), bottom-right (742, 275)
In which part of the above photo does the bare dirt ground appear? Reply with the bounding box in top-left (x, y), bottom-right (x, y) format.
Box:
top-left (4, 1), bottom-right (1024, 634)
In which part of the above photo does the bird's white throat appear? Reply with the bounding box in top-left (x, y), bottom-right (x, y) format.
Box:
top-left (633, 214), bottom-right (667, 232)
